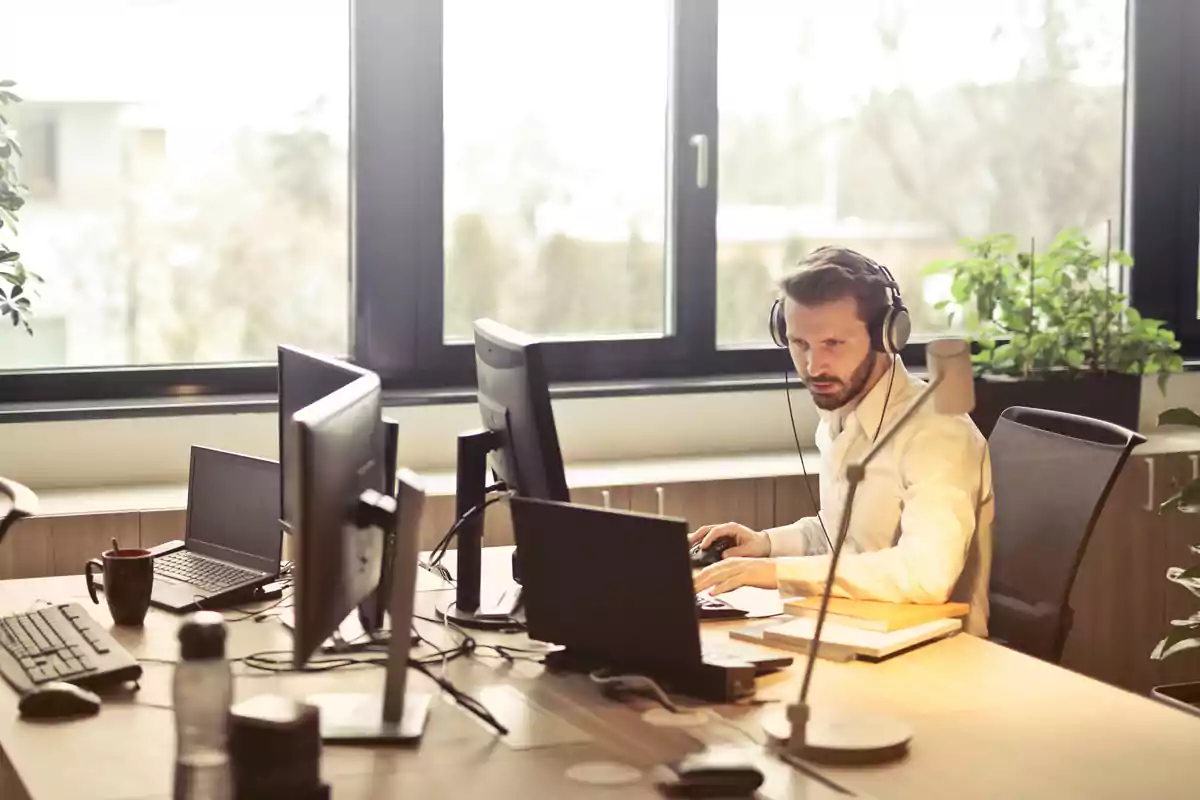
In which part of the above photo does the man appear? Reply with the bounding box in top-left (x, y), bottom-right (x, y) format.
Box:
top-left (691, 246), bottom-right (993, 636)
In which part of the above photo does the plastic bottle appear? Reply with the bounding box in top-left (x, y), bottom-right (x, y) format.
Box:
top-left (172, 610), bottom-right (233, 800)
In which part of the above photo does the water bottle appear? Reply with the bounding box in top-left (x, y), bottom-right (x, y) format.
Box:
top-left (173, 611), bottom-right (233, 800)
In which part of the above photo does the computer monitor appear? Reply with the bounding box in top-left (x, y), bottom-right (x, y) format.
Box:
top-left (278, 344), bottom-right (399, 632)
top-left (437, 318), bottom-right (569, 629)
top-left (285, 371), bottom-right (430, 742)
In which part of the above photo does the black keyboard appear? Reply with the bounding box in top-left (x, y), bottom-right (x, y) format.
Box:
top-left (695, 593), bottom-right (749, 621)
top-left (155, 550), bottom-right (262, 594)
top-left (0, 603), bottom-right (143, 694)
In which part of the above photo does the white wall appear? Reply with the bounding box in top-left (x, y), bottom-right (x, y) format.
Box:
top-left (0, 389), bottom-right (821, 491)
top-left (4, 371), bottom-right (1199, 493)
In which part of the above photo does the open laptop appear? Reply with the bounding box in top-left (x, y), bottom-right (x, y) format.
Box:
top-left (148, 446), bottom-right (283, 612)
top-left (510, 497), bottom-right (793, 698)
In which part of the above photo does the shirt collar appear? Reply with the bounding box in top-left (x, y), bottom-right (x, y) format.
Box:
top-left (817, 356), bottom-right (911, 439)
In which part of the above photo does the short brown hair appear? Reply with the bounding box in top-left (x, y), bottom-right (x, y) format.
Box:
top-left (779, 246), bottom-right (889, 324)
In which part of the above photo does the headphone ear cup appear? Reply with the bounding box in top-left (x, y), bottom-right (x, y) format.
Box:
top-left (889, 306), bottom-right (912, 354)
top-left (769, 298), bottom-right (787, 348)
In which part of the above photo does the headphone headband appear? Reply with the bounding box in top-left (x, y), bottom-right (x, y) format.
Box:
top-left (769, 252), bottom-right (911, 355)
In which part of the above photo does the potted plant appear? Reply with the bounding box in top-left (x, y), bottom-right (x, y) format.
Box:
top-left (1151, 406), bottom-right (1200, 717)
top-left (0, 79), bottom-right (41, 333)
top-left (925, 228), bottom-right (1182, 437)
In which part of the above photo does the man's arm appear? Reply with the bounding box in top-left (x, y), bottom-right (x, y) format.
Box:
top-left (765, 515), bottom-right (832, 557)
top-left (776, 416), bottom-right (987, 604)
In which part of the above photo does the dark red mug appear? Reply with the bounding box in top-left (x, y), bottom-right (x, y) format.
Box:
top-left (85, 548), bottom-right (154, 626)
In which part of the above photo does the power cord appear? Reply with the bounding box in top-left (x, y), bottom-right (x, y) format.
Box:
top-left (424, 488), bottom-right (513, 579)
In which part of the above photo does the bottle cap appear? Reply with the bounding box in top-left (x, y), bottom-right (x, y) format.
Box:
top-left (179, 610), bottom-right (227, 660)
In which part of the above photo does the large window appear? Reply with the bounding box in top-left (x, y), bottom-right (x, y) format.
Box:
top-left (716, 0), bottom-right (1127, 345)
top-left (0, 0), bottom-right (349, 372)
top-left (442, 0), bottom-right (670, 342)
top-left (5, 0), bottom-right (1200, 409)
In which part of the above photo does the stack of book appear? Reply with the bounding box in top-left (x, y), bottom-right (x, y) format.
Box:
top-left (729, 598), bottom-right (969, 662)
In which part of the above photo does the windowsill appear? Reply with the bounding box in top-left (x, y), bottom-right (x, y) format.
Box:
top-left (0, 372), bottom-right (799, 423)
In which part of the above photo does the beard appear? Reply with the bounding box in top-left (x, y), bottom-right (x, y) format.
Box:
top-left (804, 351), bottom-right (878, 410)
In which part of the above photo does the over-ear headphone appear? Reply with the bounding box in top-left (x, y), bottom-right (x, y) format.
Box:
top-left (769, 253), bottom-right (912, 356)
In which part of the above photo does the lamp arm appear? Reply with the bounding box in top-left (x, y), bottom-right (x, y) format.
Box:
top-left (795, 371), bottom-right (944, 707)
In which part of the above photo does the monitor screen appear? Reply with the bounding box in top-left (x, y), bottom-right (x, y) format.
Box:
top-left (185, 446), bottom-right (282, 575)
top-left (287, 372), bottom-right (386, 665)
top-left (473, 319), bottom-right (569, 502)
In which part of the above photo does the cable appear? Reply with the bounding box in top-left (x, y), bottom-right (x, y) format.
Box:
top-left (427, 492), bottom-right (514, 572)
top-left (407, 658), bottom-right (509, 736)
top-left (785, 369), bottom-right (834, 553)
top-left (872, 354), bottom-right (898, 444)
top-left (784, 353), bottom-right (897, 556)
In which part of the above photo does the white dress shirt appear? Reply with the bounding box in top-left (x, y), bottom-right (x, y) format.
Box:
top-left (769, 358), bottom-right (993, 637)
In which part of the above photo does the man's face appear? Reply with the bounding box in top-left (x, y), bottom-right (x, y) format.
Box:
top-left (784, 295), bottom-right (877, 410)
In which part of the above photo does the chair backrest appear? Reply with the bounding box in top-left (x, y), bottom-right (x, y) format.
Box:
top-left (0, 476), bottom-right (38, 545)
top-left (988, 406), bottom-right (1144, 663)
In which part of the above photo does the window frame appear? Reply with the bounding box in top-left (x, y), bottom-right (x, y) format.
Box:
top-left (1, 0), bottom-right (1184, 411)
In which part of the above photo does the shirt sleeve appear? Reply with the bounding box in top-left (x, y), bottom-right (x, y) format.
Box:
top-left (776, 415), bottom-right (986, 604)
top-left (766, 514), bottom-right (832, 557)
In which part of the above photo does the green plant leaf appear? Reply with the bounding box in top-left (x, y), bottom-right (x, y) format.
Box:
top-left (0, 250), bottom-right (17, 263)
top-left (1150, 622), bottom-right (1200, 660)
top-left (0, 80), bottom-right (15, 88)
top-left (1171, 565), bottom-right (1200, 582)
top-left (1159, 408), bottom-right (1200, 428)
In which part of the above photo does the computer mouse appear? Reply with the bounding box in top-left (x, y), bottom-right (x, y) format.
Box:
top-left (661, 749), bottom-right (765, 797)
top-left (18, 681), bottom-right (101, 721)
top-left (690, 537), bottom-right (736, 569)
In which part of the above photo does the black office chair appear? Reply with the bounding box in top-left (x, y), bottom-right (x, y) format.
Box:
top-left (987, 406), bottom-right (1145, 663)
top-left (0, 476), bottom-right (38, 545)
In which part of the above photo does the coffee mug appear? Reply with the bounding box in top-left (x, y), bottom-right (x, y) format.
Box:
top-left (85, 547), bottom-right (154, 626)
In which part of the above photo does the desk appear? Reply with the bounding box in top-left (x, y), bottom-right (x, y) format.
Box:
top-left (2, 548), bottom-right (1200, 800)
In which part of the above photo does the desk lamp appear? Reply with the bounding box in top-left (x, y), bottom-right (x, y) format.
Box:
top-left (763, 338), bottom-right (976, 765)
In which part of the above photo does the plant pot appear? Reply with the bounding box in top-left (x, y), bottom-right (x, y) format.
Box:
top-left (969, 372), bottom-right (1142, 439)
top-left (1151, 682), bottom-right (1200, 718)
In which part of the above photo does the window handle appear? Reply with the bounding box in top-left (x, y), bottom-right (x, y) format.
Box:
top-left (656, 485), bottom-right (666, 516)
top-left (689, 134), bottom-right (708, 189)
top-left (601, 489), bottom-right (612, 510)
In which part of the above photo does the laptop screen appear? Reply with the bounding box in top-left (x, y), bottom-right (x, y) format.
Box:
top-left (186, 446), bottom-right (283, 575)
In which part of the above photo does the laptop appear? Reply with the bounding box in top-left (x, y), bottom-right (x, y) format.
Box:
top-left (148, 446), bottom-right (283, 612)
top-left (509, 497), bottom-right (793, 694)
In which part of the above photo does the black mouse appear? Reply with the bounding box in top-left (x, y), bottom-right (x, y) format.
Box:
top-left (18, 681), bottom-right (101, 721)
top-left (660, 749), bottom-right (765, 797)
top-left (690, 537), bottom-right (736, 569)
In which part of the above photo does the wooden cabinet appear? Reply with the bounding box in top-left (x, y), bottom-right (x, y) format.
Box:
top-left (0, 518), bottom-right (53, 580)
top-left (1061, 450), bottom-right (1200, 694)
top-left (773, 475), bottom-right (821, 529)
top-left (139, 509), bottom-right (186, 549)
top-left (630, 479), bottom-right (773, 532)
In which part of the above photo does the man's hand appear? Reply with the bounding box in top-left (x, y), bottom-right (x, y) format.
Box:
top-left (693, 557), bottom-right (778, 595)
top-left (686, 522), bottom-right (771, 559)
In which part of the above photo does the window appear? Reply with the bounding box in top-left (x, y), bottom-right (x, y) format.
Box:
top-left (442, 0), bottom-right (671, 343)
top-left (0, 0), bottom-right (349, 372)
top-left (716, 0), bottom-right (1127, 345)
top-left (8, 0), bottom-right (1200, 409)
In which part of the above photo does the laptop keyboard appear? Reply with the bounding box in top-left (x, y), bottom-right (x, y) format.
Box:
top-left (155, 550), bottom-right (262, 594)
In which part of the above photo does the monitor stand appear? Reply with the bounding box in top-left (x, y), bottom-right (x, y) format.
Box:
top-left (434, 428), bottom-right (523, 631)
top-left (305, 485), bottom-right (431, 744)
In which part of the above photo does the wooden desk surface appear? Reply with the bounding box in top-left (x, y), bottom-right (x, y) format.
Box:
top-left (2, 548), bottom-right (1199, 800)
